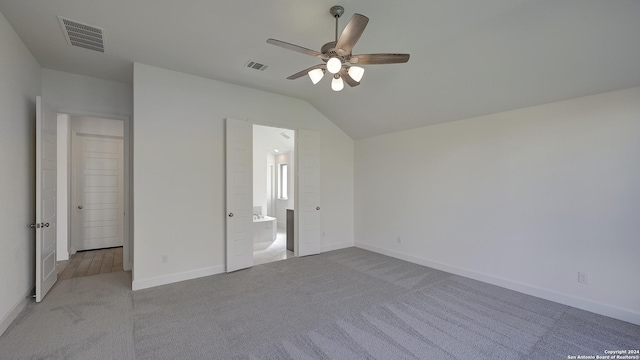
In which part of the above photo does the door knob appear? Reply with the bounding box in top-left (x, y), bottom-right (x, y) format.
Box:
top-left (29, 223), bottom-right (37, 229)
top-left (44, 223), bottom-right (50, 227)
top-left (228, 213), bottom-right (234, 217)
top-left (316, 206), bottom-right (320, 210)
top-left (78, 205), bottom-right (83, 209)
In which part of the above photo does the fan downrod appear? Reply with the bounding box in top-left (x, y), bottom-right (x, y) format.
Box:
top-left (329, 6), bottom-right (344, 47)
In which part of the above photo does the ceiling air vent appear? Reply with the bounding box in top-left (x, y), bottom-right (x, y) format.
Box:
top-left (244, 60), bottom-right (268, 71)
top-left (280, 132), bottom-right (291, 139)
top-left (58, 16), bottom-right (106, 53)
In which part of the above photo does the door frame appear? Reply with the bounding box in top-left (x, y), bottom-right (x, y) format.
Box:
top-left (57, 109), bottom-right (132, 272)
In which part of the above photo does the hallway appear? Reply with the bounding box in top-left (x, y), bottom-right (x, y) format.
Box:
top-left (57, 247), bottom-right (124, 280)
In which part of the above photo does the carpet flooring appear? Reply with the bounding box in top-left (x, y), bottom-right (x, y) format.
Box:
top-left (0, 247), bottom-right (638, 359)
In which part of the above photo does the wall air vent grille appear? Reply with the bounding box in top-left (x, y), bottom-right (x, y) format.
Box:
top-left (58, 16), bottom-right (106, 53)
top-left (245, 60), bottom-right (268, 71)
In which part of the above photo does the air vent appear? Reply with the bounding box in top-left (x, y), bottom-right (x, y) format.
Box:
top-left (58, 16), bottom-right (106, 53)
top-left (280, 132), bottom-right (291, 139)
top-left (244, 60), bottom-right (268, 71)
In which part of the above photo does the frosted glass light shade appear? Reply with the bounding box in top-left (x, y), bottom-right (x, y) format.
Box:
top-left (331, 76), bottom-right (344, 91)
top-left (326, 57), bottom-right (342, 74)
top-left (308, 68), bottom-right (324, 84)
top-left (348, 66), bottom-right (365, 82)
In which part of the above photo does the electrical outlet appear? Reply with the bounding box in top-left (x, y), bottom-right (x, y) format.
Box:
top-left (397, 236), bottom-right (402, 244)
top-left (162, 255), bottom-right (168, 264)
top-left (578, 271), bottom-right (588, 285)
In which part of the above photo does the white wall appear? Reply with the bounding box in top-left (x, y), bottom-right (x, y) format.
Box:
top-left (252, 128), bottom-right (268, 216)
top-left (0, 11), bottom-right (42, 335)
top-left (56, 114), bottom-right (70, 261)
top-left (275, 152), bottom-right (294, 226)
top-left (355, 87), bottom-right (640, 325)
top-left (266, 153), bottom-right (275, 217)
top-left (133, 63), bottom-right (354, 289)
top-left (42, 69), bottom-right (132, 117)
top-left (70, 115), bottom-right (124, 135)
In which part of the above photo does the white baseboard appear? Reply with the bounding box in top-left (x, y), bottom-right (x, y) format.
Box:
top-left (0, 289), bottom-right (33, 337)
top-left (131, 240), bottom-right (354, 291)
top-left (321, 240), bottom-right (354, 252)
top-left (132, 265), bottom-right (225, 291)
top-left (56, 252), bottom-right (69, 261)
top-left (355, 242), bottom-right (640, 326)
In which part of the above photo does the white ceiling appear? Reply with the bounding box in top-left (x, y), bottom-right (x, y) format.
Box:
top-left (254, 125), bottom-right (294, 156)
top-left (1, 0), bottom-right (639, 139)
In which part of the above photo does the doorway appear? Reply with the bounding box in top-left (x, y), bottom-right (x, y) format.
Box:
top-left (56, 114), bottom-right (130, 279)
top-left (252, 125), bottom-right (295, 266)
top-left (226, 119), bottom-right (320, 273)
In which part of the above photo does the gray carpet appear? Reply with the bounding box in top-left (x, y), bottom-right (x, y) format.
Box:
top-left (0, 247), bottom-right (638, 359)
top-left (0, 270), bottom-right (135, 359)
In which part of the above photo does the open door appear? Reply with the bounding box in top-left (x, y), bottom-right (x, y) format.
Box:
top-left (295, 129), bottom-right (321, 257)
top-left (225, 118), bottom-right (253, 272)
top-left (35, 96), bottom-right (57, 302)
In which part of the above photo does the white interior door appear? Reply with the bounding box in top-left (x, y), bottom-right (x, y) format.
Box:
top-left (72, 134), bottom-right (124, 251)
top-left (295, 129), bottom-right (321, 257)
top-left (226, 118), bottom-right (253, 272)
top-left (35, 96), bottom-right (57, 302)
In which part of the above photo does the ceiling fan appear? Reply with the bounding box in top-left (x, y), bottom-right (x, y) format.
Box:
top-left (267, 6), bottom-right (410, 91)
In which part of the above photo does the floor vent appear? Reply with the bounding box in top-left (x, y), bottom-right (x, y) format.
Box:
top-left (58, 16), bottom-right (106, 53)
top-left (245, 60), bottom-right (268, 71)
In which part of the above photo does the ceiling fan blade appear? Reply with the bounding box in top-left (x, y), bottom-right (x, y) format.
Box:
top-left (339, 69), bottom-right (360, 87)
top-left (287, 64), bottom-right (326, 80)
top-left (335, 14), bottom-right (369, 55)
top-left (267, 39), bottom-right (326, 59)
top-left (349, 53), bottom-right (410, 65)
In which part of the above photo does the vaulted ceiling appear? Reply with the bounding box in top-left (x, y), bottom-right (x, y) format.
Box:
top-left (1, 0), bottom-right (639, 139)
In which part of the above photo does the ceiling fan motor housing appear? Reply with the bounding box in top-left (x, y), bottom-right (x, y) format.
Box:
top-left (321, 41), bottom-right (338, 56)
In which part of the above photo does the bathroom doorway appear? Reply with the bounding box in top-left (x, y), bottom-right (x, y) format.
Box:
top-left (252, 125), bottom-right (295, 265)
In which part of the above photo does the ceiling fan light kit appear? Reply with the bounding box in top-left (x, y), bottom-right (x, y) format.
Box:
top-left (331, 75), bottom-right (345, 91)
top-left (348, 66), bottom-right (365, 82)
top-left (267, 5), bottom-right (410, 92)
top-left (308, 68), bottom-right (325, 84)
top-left (326, 57), bottom-right (342, 74)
